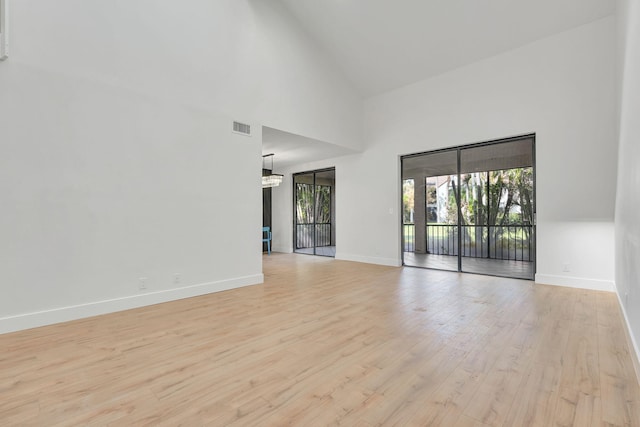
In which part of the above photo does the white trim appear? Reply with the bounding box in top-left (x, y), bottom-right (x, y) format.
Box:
top-left (535, 274), bottom-right (615, 292)
top-left (615, 288), bottom-right (640, 387)
top-left (0, 274), bottom-right (263, 335)
top-left (336, 253), bottom-right (402, 267)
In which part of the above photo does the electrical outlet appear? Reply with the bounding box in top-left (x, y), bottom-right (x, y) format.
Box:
top-left (139, 277), bottom-right (147, 290)
top-left (174, 274), bottom-right (181, 285)
top-left (562, 263), bottom-right (570, 272)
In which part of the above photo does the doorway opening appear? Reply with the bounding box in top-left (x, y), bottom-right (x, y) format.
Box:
top-left (401, 135), bottom-right (535, 280)
top-left (293, 168), bottom-right (336, 257)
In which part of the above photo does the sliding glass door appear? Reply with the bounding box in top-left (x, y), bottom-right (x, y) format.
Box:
top-left (294, 168), bottom-right (336, 257)
top-left (401, 135), bottom-right (535, 280)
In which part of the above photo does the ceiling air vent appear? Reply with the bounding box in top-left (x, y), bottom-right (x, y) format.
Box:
top-left (233, 121), bottom-right (251, 136)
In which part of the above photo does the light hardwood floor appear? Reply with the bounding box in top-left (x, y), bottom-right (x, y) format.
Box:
top-left (1, 254), bottom-right (639, 426)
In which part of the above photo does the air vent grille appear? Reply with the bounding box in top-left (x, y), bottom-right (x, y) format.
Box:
top-left (233, 121), bottom-right (251, 136)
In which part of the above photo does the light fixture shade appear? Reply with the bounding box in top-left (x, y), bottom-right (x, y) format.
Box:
top-left (262, 153), bottom-right (282, 188)
top-left (262, 174), bottom-right (283, 188)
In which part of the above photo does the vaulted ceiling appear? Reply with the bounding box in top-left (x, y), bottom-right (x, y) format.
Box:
top-left (280, 0), bottom-right (616, 97)
top-left (266, 0), bottom-right (616, 165)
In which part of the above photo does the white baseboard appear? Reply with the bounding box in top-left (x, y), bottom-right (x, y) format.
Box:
top-left (615, 288), bottom-right (640, 386)
top-left (271, 245), bottom-right (292, 253)
top-left (336, 253), bottom-right (402, 267)
top-left (535, 274), bottom-right (615, 292)
top-left (0, 274), bottom-right (264, 335)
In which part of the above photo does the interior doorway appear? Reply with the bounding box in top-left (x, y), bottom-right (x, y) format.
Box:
top-left (401, 135), bottom-right (535, 280)
top-left (293, 168), bottom-right (336, 257)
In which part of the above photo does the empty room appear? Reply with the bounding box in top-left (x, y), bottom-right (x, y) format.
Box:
top-left (2, 0), bottom-right (640, 425)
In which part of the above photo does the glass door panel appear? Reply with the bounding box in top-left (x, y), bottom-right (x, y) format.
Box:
top-left (314, 170), bottom-right (335, 256)
top-left (459, 139), bottom-right (535, 279)
top-left (402, 150), bottom-right (459, 271)
top-left (294, 173), bottom-right (315, 254)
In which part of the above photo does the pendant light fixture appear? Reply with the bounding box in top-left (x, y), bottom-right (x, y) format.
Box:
top-left (262, 153), bottom-right (284, 188)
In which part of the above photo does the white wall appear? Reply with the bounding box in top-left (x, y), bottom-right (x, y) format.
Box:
top-left (274, 17), bottom-right (619, 288)
top-left (271, 154), bottom-right (377, 265)
top-left (615, 0), bottom-right (640, 356)
top-left (249, 1), bottom-right (363, 150)
top-left (0, 0), bottom-right (362, 333)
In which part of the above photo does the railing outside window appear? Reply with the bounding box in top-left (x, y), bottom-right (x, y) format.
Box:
top-left (404, 224), bottom-right (533, 262)
top-left (296, 223), bottom-right (332, 249)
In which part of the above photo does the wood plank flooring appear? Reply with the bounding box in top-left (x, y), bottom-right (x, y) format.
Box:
top-left (1, 253), bottom-right (639, 426)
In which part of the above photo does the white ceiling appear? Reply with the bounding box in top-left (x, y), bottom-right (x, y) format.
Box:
top-left (266, 0), bottom-right (615, 166)
top-left (262, 127), bottom-right (357, 170)
top-left (280, 0), bottom-right (616, 97)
